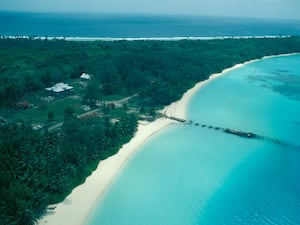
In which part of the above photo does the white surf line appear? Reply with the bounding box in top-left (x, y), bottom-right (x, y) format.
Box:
top-left (1, 35), bottom-right (291, 41)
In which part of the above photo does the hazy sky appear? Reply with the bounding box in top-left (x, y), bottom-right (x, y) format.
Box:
top-left (1, 0), bottom-right (300, 20)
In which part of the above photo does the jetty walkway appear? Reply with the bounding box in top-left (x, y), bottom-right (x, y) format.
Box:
top-left (165, 116), bottom-right (295, 148)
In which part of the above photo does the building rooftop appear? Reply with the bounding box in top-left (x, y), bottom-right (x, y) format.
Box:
top-left (80, 73), bottom-right (91, 80)
top-left (45, 83), bottom-right (73, 93)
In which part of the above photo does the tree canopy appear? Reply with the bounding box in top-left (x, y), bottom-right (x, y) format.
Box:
top-left (1, 37), bottom-right (300, 108)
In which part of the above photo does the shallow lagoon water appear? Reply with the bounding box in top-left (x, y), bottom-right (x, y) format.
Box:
top-left (87, 54), bottom-right (300, 225)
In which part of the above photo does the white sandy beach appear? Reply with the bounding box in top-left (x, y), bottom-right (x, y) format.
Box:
top-left (38, 118), bottom-right (175, 225)
top-left (37, 53), bottom-right (297, 225)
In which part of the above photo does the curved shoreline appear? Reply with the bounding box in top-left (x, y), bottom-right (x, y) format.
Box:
top-left (37, 53), bottom-right (298, 225)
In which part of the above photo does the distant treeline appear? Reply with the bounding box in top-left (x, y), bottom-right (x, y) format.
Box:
top-left (1, 37), bottom-right (300, 108)
top-left (1, 37), bottom-right (300, 225)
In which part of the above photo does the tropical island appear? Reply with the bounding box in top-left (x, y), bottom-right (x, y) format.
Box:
top-left (1, 36), bottom-right (300, 225)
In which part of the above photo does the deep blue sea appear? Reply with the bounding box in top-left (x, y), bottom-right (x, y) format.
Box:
top-left (1, 12), bottom-right (300, 37)
top-left (87, 54), bottom-right (300, 225)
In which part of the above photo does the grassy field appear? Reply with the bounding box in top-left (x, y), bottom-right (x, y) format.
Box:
top-left (7, 76), bottom-right (135, 129)
top-left (12, 96), bottom-right (83, 124)
top-left (10, 78), bottom-right (87, 124)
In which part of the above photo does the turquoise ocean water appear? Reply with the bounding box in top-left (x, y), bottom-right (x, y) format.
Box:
top-left (87, 54), bottom-right (300, 225)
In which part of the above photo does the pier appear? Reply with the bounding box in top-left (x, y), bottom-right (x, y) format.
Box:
top-left (165, 116), bottom-right (187, 123)
top-left (165, 116), bottom-right (294, 148)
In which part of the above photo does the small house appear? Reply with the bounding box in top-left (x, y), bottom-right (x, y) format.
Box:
top-left (15, 101), bottom-right (33, 110)
top-left (81, 105), bottom-right (91, 112)
top-left (80, 73), bottom-right (92, 80)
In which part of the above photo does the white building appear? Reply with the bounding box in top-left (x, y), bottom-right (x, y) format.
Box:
top-left (80, 73), bottom-right (92, 80)
top-left (45, 83), bottom-right (73, 93)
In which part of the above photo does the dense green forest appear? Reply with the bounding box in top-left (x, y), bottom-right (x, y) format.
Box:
top-left (1, 37), bottom-right (300, 108)
top-left (1, 37), bottom-right (300, 225)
